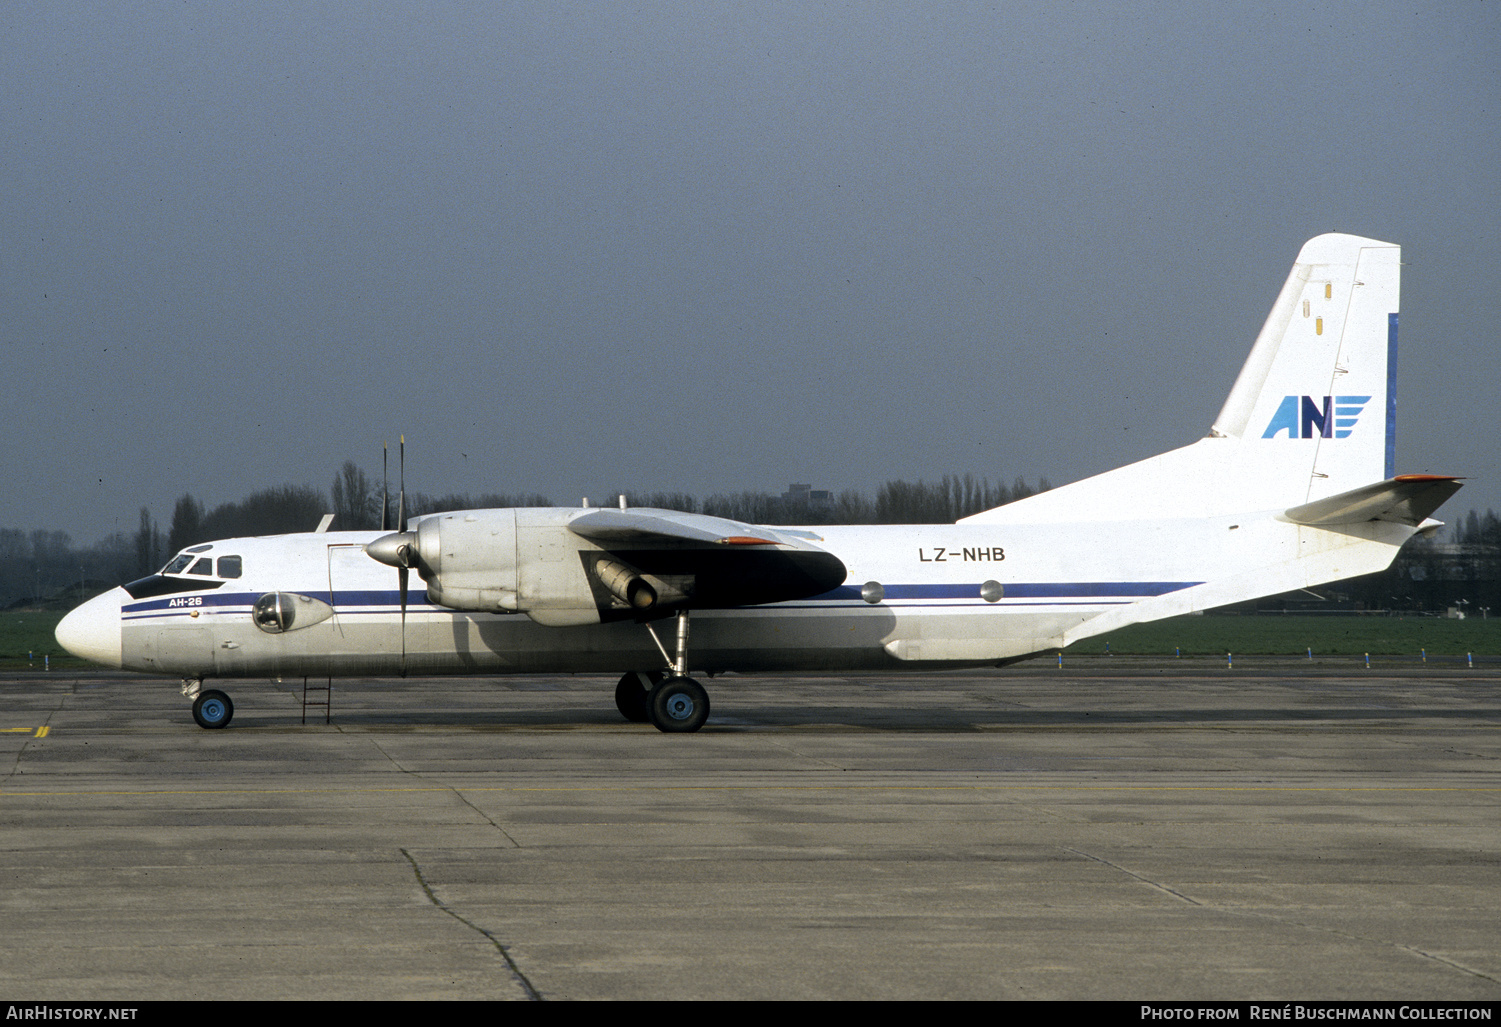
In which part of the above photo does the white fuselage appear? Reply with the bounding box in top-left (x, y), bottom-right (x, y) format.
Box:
top-left (61, 507), bottom-right (1412, 681)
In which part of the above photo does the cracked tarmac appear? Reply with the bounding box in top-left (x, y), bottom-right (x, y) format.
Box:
top-left (1, 662), bottom-right (1498, 1000)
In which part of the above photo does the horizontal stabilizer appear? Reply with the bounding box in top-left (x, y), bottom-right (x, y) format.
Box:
top-left (1281, 475), bottom-right (1462, 528)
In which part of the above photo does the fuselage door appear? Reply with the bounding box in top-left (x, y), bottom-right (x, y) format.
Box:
top-left (327, 542), bottom-right (407, 658)
top-left (327, 544), bottom-right (372, 637)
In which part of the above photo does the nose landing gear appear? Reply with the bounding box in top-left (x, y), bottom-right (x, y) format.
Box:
top-left (182, 678), bottom-right (234, 729)
top-left (192, 688), bottom-right (235, 729)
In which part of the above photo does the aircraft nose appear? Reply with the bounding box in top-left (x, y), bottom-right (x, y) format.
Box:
top-left (55, 587), bottom-right (125, 669)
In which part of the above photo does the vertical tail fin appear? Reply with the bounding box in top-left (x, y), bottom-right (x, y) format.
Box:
top-left (962, 233), bottom-right (1400, 524)
top-left (1211, 232), bottom-right (1399, 498)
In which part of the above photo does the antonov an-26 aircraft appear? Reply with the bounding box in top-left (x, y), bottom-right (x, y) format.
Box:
top-left (57, 234), bottom-right (1460, 733)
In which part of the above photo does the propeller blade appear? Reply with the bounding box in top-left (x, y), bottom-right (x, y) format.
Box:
top-left (398, 563), bottom-right (408, 676)
top-left (372, 435), bottom-right (409, 674)
top-left (397, 435), bottom-right (405, 530)
top-left (365, 530), bottom-right (416, 677)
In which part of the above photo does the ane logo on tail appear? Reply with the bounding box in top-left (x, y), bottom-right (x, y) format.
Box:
top-left (1262, 395), bottom-right (1372, 439)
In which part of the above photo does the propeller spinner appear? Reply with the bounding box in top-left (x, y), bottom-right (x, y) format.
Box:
top-left (365, 531), bottom-right (418, 571)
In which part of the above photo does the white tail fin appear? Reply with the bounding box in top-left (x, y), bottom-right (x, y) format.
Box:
top-left (1212, 233), bottom-right (1398, 491)
top-left (963, 233), bottom-right (1400, 524)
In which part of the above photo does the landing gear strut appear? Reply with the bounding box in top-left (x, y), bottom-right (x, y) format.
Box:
top-left (621, 610), bottom-right (711, 733)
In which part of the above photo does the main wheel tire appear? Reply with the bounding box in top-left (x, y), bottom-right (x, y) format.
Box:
top-left (649, 676), bottom-right (710, 733)
top-left (614, 671), bottom-right (655, 723)
top-left (192, 689), bottom-right (234, 729)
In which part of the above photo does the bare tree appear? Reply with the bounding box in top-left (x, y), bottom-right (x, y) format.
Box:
top-left (133, 507), bottom-right (160, 576)
top-left (166, 494), bottom-right (206, 554)
top-left (332, 461), bottom-right (379, 531)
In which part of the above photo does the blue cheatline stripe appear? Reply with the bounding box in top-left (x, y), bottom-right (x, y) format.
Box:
top-left (1385, 311), bottom-right (1398, 479)
top-left (124, 583), bottom-right (1198, 619)
top-left (326, 589), bottom-right (433, 607)
top-left (813, 581), bottom-right (1200, 602)
top-left (124, 589), bottom-right (437, 617)
top-left (124, 591), bottom-right (254, 615)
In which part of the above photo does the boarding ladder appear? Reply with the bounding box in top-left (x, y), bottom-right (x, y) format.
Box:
top-left (301, 676), bottom-right (332, 725)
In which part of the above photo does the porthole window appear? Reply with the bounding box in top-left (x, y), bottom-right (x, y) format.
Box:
top-left (861, 581), bottom-right (885, 604)
top-left (250, 592), bottom-right (333, 633)
top-left (980, 580), bottom-right (1004, 603)
top-left (253, 593), bottom-right (296, 633)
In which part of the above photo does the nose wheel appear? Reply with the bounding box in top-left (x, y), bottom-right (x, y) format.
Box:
top-left (192, 689), bottom-right (234, 729)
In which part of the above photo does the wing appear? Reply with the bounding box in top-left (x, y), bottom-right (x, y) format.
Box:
top-left (567, 508), bottom-right (787, 547)
top-left (568, 508), bottom-right (846, 612)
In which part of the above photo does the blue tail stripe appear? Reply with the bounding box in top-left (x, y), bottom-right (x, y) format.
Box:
top-left (1385, 312), bottom-right (1398, 478)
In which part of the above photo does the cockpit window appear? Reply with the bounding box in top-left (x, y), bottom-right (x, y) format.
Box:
top-left (160, 552), bottom-right (241, 579)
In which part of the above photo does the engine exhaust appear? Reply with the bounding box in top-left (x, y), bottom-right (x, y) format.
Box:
top-left (593, 558), bottom-right (658, 611)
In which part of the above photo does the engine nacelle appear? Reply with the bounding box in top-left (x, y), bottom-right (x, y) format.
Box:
top-left (410, 509), bottom-right (600, 624)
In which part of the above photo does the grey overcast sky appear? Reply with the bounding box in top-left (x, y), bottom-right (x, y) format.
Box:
top-left (4, 1), bottom-right (1498, 543)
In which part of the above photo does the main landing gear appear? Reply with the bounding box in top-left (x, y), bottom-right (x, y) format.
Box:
top-left (183, 678), bottom-right (235, 729)
top-left (616, 611), bottom-right (712, 733)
